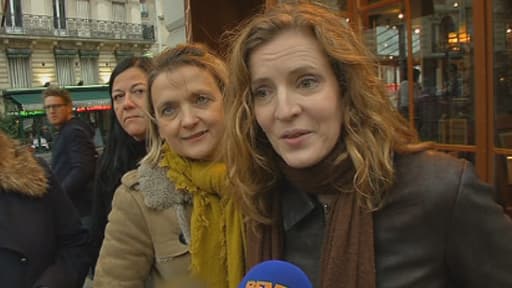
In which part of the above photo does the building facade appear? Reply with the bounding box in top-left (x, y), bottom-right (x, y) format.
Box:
top-left (0, 0), bottom-right (157, 146)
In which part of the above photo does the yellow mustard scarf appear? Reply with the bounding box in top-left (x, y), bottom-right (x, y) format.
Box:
top-left (159, 145), bottom-right (245, 288)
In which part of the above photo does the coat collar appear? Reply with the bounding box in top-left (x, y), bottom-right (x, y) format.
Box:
top-left (120, 162), bottom-right (192, 210)
top-left (0, 132), bottom-right (48, 197)
top-left (281, 181), bottom-right (317, 231)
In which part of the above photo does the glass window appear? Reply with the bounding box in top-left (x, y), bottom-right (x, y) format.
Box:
top-left (113, 2), bottom-right (126, 22)
top-left (493, 0), bottom-right (512, 215)
top-left (493, 0), bottom-right (512, 150)
top-left (6, 49), bottom-right (32, 88)
top-left (77, 0), bottom-right (90, 19)
top-left (55, 56), bottom-right (76, 86)
top-left (5, 0), bottom-right (23, 30)
top-left (53, 0), bottom-right (66, 29)
top-left (409, 0), bottom-right (475, 145)
top-left (360, 4), bottom-right (407, 111)
top-left (80, 57), bottom-right (98, 85)
top-left (140, 0), bottom-right (149, 18)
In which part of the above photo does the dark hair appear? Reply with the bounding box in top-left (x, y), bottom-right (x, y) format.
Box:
top-left (108, 56), bottom-right (154, 96)
top-left (90, 56), bottom-right (153, 264)
top-left (100, 56), bottom-right (153, 190)
top-left (42, 86), bottom-right (72, 105)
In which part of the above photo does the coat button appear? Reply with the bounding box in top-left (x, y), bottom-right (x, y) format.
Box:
top-left (20, 257), bottom-right (28, 263)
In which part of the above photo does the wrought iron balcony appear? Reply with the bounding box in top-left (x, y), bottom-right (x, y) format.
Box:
top-left (1, 14), bottom-right (155, 42)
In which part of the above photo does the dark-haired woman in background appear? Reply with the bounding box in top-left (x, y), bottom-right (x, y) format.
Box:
top-left (89, 56), bottom-right (153, 267)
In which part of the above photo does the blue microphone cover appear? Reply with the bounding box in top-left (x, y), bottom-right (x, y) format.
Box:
top-left (238, 260), bottom-right (313, 288)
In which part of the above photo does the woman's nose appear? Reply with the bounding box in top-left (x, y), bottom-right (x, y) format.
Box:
top-left (274, 89), bottom-right (301, 120)
top-left (181, 107), bottom-right (199, 128)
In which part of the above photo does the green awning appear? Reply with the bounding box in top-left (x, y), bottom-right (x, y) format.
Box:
top-left (4, 85), bottom-right (111, 111)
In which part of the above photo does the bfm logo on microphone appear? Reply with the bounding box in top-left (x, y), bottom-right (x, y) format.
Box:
top-left (239, 260), bottom-right (312, 288)
top-left (243, 281), bottom-right (287, 288)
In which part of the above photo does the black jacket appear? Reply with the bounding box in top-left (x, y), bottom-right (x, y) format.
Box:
top-left (51, 117), bottom-right (97, 216)
top-left (280, 150), bottom-right (512, 287)
top-left (0, 133), bottom-right (90, 288)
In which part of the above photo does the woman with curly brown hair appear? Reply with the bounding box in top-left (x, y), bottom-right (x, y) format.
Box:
top-left (223, 3), bottom-right (512, 287)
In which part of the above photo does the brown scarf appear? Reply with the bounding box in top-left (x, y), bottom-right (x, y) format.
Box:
top-left (246, 141), bottom-right (376, 288)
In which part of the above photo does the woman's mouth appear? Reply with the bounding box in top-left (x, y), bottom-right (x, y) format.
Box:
top-left (182, 130), bottom-right (208, 141)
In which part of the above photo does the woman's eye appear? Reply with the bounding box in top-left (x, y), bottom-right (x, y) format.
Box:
top-left (252, 87), bottom-right (271, 99)
top-left (297, 76), bottom-right (319, 89)
top-left (132, 88), bottom-right (146, 97)
top-left (134, 89), bottom-right (146, 95)
top-left (160, 106), bottom-right (177, 118)
top-left (196, 95), bottom-right (210, 105)
top-left (113, 94), bottom-right (124, 102)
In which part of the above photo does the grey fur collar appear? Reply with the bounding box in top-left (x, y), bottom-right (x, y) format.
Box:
top-left (137, 163), bottom-right (192, 210)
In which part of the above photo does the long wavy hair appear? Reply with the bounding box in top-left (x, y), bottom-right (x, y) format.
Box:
top-left (142, 43), bottom-right (228, 167)
top-left (223, 3), bottom-right (430, 223)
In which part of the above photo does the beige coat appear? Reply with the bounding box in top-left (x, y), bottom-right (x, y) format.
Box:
top-left (94, 164), bottom-right (193, 288)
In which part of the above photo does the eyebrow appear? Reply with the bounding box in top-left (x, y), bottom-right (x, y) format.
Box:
top-left (113, 82), bottom-right (146, 93)
top-left (131, 82), bottom-right (147, 88)
top-left (251, 64), bottom-right (319, 85)
top-left (190, 88), bottom-right (216, 97)
top-left (156, 100), bottom-right (176, 111)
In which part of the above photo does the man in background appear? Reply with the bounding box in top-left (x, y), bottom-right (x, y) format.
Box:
top-left (43, 86), bottom-right (97, 229)
top-left (397, 68), bottom-right (422, 118)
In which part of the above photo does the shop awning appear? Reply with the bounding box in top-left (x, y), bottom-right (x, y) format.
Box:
top-left (4, 85), bottom-right (111, 111)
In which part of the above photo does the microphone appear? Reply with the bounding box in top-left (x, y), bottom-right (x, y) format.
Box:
top-left (238, 260), bottom-right (313, 288)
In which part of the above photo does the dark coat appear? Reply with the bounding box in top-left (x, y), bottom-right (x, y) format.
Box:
top-left (280, 150), bottom-right (512, 287)
top-left (0, 132), bottom-right (90, 288)
top-left (51, 117), bottom-right (97, 216)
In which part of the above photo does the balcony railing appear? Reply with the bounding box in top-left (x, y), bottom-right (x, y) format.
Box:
top-left (1, 14), bottom-right (155, 42)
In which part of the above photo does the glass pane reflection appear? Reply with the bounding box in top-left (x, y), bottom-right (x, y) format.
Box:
top-left (360, 4), bottom-right (406, 114)
top-left (360, 1), bottom-right (476, 145)
top-left (493, 1), bottom-right (512, 149)
top-left (411, 0), bottom-right (475, 144)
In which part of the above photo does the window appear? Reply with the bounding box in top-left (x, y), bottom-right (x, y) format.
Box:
top-left (55, 49), bottom-right (77, 86)
top-left (5, 0), bottom-right (23, 31)
top-left (140, 0), bottom-right (148, 18)
top-left (79, 50), bottom-right (99, 84)
top-left (112, 2), bottom-right (126, 22)
top-left (6, 48), bottom-right (32, 88)
top-left (77, 0), bottom-right (90, 19)
top-left (53, 0), bottom-right (66, 29)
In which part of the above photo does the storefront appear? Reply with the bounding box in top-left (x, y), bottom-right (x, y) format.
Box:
top-left (2, 85), bottom-right (111, 152)
top-left (340, 0), bottom-right (512, 215)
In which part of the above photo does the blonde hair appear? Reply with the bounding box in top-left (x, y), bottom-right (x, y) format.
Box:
top-left (223, 3), bottom-right (430, 223)
top-left (142, 43), bottom-right (228, 166)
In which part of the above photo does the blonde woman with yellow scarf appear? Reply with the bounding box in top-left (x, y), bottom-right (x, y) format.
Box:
top-left (94, 43), bottom-right (245, 288)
